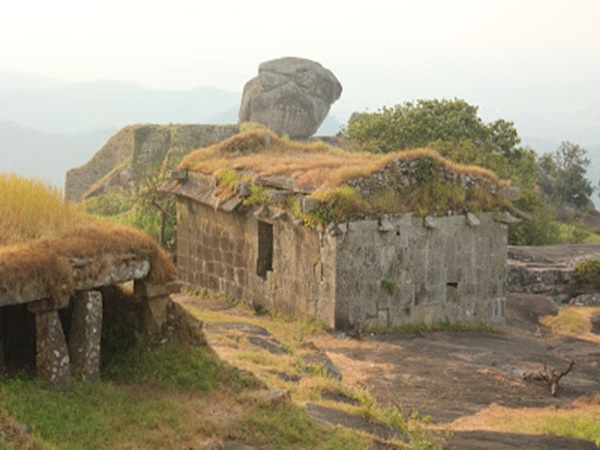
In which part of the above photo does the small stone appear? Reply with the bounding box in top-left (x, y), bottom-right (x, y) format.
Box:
top-left (495, 211), bottom-right (521, 224)
top-left (423, 216), bottom-right (437, 229)
top-left (466, 212), bottom-right (481, 227)
top-left (300, 196), bottom-right (318, 213)
top-left (377, 217), bottom-right (395, 232)
top-left (235, 182), bottom-right (252, 197)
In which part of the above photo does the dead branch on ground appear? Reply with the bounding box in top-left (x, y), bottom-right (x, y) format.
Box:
top-left (522, 359), bottom-right (575, 396)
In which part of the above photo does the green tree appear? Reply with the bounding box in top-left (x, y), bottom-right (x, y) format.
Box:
top-left (344, 98), bottom-right (540, 191)
top-left (344, 98), bottom-right (521, 157)
top-left (539, 141), bottom-right (593, 209)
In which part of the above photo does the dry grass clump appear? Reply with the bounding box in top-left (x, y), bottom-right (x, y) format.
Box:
top-left (180, 130), bottom-right (383, 189)
top-left (179, 131), bottom-right (509, 222)
top-left (180, 130), bottom-right (502, 190)
top-left (0, 174), bottom-right (174, 301)
top-left (0, 173), bottom-right (87, 246)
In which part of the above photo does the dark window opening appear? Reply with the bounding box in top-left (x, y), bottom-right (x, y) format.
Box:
top-left (257, 221), bottom-right (273, 279)
top-left (1, 305), bottom-right (37, 375)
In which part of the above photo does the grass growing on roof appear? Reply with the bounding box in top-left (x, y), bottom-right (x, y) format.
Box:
top-left (0, 173), bottom-right (175, 301)
top-left (179, 130), bottom-right (502, 190)
top-left (178, 130), bottom-right (512, 225)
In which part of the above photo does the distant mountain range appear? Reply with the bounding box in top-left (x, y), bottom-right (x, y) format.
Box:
top-left (1, 121), bottom-right (115, 187)
top-left (0, 80), bottom-right (241, 134)
top-left (1, 70), bottom-right (597, 195)
top-left (0, 74), bottom-right (343, 188)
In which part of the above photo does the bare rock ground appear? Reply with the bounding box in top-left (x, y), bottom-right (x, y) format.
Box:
top-left (179, 292), bottom-right (600, 449)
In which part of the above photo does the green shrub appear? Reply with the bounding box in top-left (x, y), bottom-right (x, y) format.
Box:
top-left (574, 259), bottom-right (600, 286)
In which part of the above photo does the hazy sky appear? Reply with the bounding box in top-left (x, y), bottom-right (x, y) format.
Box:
top-left (1, 0), bottom-right (599, 142)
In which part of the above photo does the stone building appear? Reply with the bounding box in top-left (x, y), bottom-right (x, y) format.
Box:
top-left (164, 131), bottom-right (515, 331)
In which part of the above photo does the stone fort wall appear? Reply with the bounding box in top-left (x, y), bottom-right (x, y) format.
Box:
top-left (66, 124), bottom-right (238, 201)
top-left (177, 196), bottom-right (507, 331)
top-left (176, 197), bottom-right (338, 326)
top-left (333, 213), bottom-right (506, 331)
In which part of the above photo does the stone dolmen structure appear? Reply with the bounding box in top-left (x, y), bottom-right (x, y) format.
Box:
top-left (0, 218), bottom-right (176, 385)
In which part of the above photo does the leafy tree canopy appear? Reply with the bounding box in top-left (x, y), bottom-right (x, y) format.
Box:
top-left (344, 98), bottom-right (521, 157)
top-left (344, 98), bottom-right (538, 190)
top-left (539, 141), bottom-right (594, 209)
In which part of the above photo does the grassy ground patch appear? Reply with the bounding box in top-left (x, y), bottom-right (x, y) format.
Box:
top-left (0, 331), bottom-right (371, 449)
top-left (451, 397), bottom-right (600, 445)
top-left (540, 306), bottom-right (600, 344)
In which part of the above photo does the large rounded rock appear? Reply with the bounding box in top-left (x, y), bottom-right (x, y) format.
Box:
top-left (239, 57), bottom-right (342, 139)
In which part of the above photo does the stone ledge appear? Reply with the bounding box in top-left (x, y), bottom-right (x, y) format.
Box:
top-left (0, 254), bottom-right (151, 307)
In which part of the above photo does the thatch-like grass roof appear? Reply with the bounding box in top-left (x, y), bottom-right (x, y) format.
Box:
top-left (179, 130), bottom-right (503, 191)
top-left (0, 174), bottom-right (174, 304)
top-left (176, 130), bottom-right (513, 222)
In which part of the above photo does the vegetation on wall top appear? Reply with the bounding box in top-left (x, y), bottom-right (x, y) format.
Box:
top-left (178, 129), bottom-right (512, 224)
top-left (344, 98), bottom-right (597, 245)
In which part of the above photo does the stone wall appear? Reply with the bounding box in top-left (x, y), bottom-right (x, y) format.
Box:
top-left (177, 196), bottom-right (507, 330)
top-left (66, 124), bottom-right (239, 201)
top-left (506, 244), bottom-right (600, 304)
top-left (65, 126), bottom-right (136, 201)
top-left (333, 213), bottom-right (506, 330)
top-left (177, 198), bottom-right (337, 326)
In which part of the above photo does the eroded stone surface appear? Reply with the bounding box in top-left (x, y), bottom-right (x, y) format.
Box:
top-left (239, 57), bottom-right (342, 139)
top-left (69, 290), bottom-right (102, 380)
top-left (506, 244), bottom-right (600, 303)
top-left (34, 309), bottom-right (70, 385)
top-left (66, 124), bottom-right (239, 201)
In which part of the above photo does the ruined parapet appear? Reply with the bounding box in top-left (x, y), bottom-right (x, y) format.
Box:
top-left (506, 244), bottom-right (600, 304)
top-left (65, 124), bottom-right (239, 201)
top-left (165, 130), bottom-right (515, 331)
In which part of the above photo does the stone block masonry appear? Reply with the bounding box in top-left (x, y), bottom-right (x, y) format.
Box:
top-left (177, 194), bottom-right (507, 331)
top-left (0, 255), bottom-right (178, 385)
top-left (66, 124), bottom-right (239, 201)
top-left (333, 213), bottom-right (506, 330)
top-left (68, 291), bottom-right (102, 380)
top-left (177, 197), bottom-right (338, 327)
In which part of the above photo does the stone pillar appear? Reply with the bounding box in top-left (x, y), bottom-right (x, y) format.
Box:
top-left (32, 309), bottom-right (70, 386)
top-left (0, 307), bottom-right (4, 372)
top-left (134, 281), bottom-right (179, 335)
top-left (69, 290), bottom-right (103, 380)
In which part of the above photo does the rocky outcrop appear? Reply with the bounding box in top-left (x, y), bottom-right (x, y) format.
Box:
top-left (507, 244), bottom-right (600, 304)
top-left (65, 124), bottom-right (239, 201)
top-left (238, 57), bottom-right (342, 139)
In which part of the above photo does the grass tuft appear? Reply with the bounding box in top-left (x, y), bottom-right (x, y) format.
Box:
top-left (0, 173), bottom-right (86, 246)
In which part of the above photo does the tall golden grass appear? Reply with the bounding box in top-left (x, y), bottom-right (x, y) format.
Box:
top-left (0, 173), bottom-right (86, 246)
top-left (0, 173), bottom-right (174, 300)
